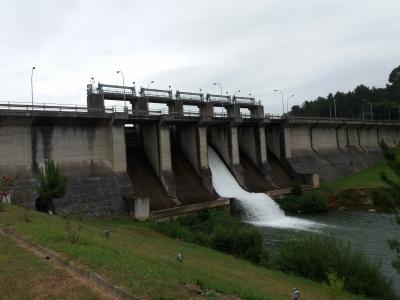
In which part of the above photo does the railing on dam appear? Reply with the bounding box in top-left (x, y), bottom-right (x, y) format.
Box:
top-left (0, 101), bottom-right (208, 118)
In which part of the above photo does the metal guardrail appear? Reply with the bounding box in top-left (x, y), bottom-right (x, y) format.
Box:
top-left (206, 93), bottom-right (231, 103)
top-left (140, 88), bottom-right (173, 99)
top-left (176, 91), bottom-right (204, 101)
top-left (233, 96), bottom-right (255, 104)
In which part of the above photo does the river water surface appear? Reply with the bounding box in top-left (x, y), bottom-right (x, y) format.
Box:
top-left (259, 211), bottom-right (400, 293)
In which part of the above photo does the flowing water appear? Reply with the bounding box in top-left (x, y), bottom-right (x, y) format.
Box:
top-left (208, 146), bottom-right (400, 293)
top-left (208, 147), bottom-right (320, 230)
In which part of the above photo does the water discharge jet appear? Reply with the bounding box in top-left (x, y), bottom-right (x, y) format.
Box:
top-left (208, 146), bottom-right (321, 230)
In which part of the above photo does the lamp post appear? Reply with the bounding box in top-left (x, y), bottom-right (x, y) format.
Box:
top-left (286, 94), bottom-right (294, 114)
top-left (147, 80), bottom-right (154, 88)
top-left (274, 89), bottom-right (284, 115)
top-left (213, 82), bottom-right (223, 114)
top-left (367, 103), bottom-right (373, 120)
top-left (31, 67), bottom-right (36, 109)
top-left (116, 70), bottom-right (126, 108)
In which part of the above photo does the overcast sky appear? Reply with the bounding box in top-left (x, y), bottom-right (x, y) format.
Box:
top-left (1, 0), bottom-right (399, 113)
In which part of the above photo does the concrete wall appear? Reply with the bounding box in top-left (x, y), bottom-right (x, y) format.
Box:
top-left (179, 125), bottom-right (212, 192)
top-left (210, 125), bottom-right (244, 186)
top-left (266, 125), bottom-right (282, 159)
top-left (274, 121), bottom-right (400, 182)
top-left (0, 116), bottom-right (132, 216)
top-left (141, 124), bottom-right (177, 201)
top-left (238, 125), bottom-right (271, 181)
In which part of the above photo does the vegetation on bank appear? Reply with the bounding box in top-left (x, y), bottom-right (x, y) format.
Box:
top-left (277, 184), bottom-right (329, 214)
top-left (153, 209), bottom-right (269, 264)
top-left (0, 205), bottom-right (368, 300)
top-left (273, 234), bottom-right (398, 300)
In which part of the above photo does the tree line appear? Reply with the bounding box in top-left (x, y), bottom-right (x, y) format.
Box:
top-left (290, 65), bottom-right (400, 120)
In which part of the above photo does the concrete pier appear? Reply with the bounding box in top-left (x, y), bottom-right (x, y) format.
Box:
top-left (141, 123), bottom-right (179, 203)
top-left (210, 124), bottom-right (244, 187)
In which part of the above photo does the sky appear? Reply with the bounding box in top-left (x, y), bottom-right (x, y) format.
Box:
top-left (0, 0), bottom-right (399, 114)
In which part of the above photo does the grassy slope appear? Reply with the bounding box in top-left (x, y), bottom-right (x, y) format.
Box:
top-left (321, 158), bottom-right (397, 191)
top-left (0, 205), bottom-right (367, 300)
top-left (0, 234), bottom-right (98, 300)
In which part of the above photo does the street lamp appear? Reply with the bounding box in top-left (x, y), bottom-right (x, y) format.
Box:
top-left (147, 80), bottom-right (154, 88)
top-left (274, 89), bottom-right (285, 115)
top-left (116, 70), bottom-right (126, 108)
top-left (367, 103), bottom-right (373, 120)
top-left (213, 82), bottom-right (223, 114)
top-left (286, 94), bottom-right (294, 114)
top-left (31, 67), bottom-right (36, 108)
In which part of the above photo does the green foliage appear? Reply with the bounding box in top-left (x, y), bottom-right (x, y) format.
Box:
top-left (37, 160), bottom-right (68, 203)
top-left (326, 272), bottom-right (344, 292)
top-left (371, 190), bottom-right (400, 212)
top-left (290, 65), bottom-right (400, 120)
top-left (273, 234), bottom-right (397, 300)
top-left (278, 191), bottom-right (329, 214)
top-left (291, 182), bottom-right (303, 196)
top-left (379, 140), bottom-right (400, 274)
top-left (154, 209), bottom-right (269, 265)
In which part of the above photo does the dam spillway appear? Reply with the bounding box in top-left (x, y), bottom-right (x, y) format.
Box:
top-left (207, 147), bottom-right (319, 230)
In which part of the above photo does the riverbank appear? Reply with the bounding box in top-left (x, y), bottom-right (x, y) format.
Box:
top-left (0, 205), bottom-right (367, 300)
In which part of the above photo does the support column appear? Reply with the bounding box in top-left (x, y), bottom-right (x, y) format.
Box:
top-left (107, 123), bottom-right (127, 172)
top-left (132, 98), bottom-right (149, 114)
top-left (249, 105), bottom-right (264, 119)
top-left (211, 125), bottom-right (244, 186)
top-left (86, 91), bottom-right (104, 113)
top-left (168, 100), bottom-right (184, 116)
top-left (239, 125), bottom-right (272, 182)
top-left (180, 124), bottom-right (212, 192)
top-left (141, 124), bottom-right (178, 203)
top-left (200, 102), bottom-right (214, 122)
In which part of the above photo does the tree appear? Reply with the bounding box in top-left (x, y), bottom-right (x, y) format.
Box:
top-left (379, 141), bottom-right (400, 274)
top-left (37, 160), bottom-right (68, 210)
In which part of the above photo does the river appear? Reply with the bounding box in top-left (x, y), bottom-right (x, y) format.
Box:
top-left (259, 211), bottom-right (400, 293)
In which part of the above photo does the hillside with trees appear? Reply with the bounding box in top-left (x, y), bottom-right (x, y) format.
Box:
top-left (290, 65), bottom-right (400, 120)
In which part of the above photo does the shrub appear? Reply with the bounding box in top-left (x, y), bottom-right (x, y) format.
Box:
top-left (371, 190), bottom-right (400, 212)
top-left (37, 160), bottom-right (68, 211)
top-left (291, 182), bottom-right (303, 196)
top-left (273, 234), bottom-right (397, 300)
top-left (278, 191), bottom-right (328, 214)
top-left (154, 209), bottom-right (269, 265)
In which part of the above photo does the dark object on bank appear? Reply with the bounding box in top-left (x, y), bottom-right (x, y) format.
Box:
top-left (103, 229), bottom-right (111, 238)
top-left (292, 288), bottom-right (300, 300)
top-left (176, 253), bottom-right (184, 263)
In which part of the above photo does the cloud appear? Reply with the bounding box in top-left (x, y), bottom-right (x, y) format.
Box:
top-left (0, 0), bottom-right (399, 113)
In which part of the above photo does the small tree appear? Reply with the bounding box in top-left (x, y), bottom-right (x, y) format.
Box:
top-left (37, 160), bottom-right (68, 211)
top-left (379, 140), bottom-right (400, 274)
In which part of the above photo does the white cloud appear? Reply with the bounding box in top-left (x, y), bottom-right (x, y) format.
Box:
top-left (0, 0), bottom-right (399, 113)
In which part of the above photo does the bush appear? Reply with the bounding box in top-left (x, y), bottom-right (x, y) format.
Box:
top-left (291, 182), bottom-right (303, 196)
top-left (278, 191), bottom-right (329, 214)
top-left (273, 234), bottom-right (397, 300)
top-left (154, 209), bottom-right (269, 265)
top-left (37, 160), bottom-right (68, 210)
top-left (372, 190), bottom-right (400, 212)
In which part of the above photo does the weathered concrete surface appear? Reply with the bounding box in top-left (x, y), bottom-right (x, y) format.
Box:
top-left (238, 125), bottom-right (271, 183)
top-left (141, 124), bottom-right (178, 202)
top-left (210, 125), bottom-right (244, 187)
top-left (271, 118), bottom-right (400, 182)
top-left (179, 125), bottom-right (212, 192)
top-left (0, 116), bottom-right (133, 216)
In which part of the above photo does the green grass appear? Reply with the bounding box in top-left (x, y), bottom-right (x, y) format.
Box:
top-left (0, 233), bottom-right (98, 300)
top-left (321, 158), bottom-right (397, 191)
top-left (0, 205), bottom-right (368, 300)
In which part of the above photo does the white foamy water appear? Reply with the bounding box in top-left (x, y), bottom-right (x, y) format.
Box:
top-left (208, 147), bottom-right (322, 230)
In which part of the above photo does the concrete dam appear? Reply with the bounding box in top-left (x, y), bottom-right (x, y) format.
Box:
top-left (1, 82), bottom-right (400, 217)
